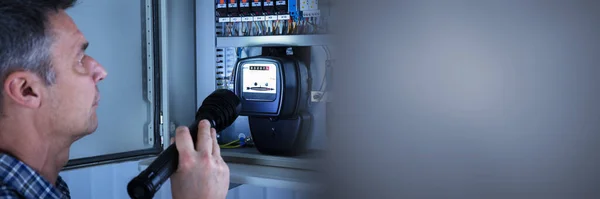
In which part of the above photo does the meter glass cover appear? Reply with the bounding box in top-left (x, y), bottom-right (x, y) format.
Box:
top-left (242, 63), bottom-right (277, 94)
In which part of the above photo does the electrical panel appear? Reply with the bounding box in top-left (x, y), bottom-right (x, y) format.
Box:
top-left (211, 0), bottom-right (330, 150)
top-left (216, 47), bottom-right (238, 90)
top-left (216, 0), bottom-right (326, 36)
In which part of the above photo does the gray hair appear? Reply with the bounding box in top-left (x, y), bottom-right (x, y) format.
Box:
top-left (0, 0), bottom-right (78, 107)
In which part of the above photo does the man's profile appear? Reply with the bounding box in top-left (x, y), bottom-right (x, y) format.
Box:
top-left (0, 0), bottom-right (229, 198)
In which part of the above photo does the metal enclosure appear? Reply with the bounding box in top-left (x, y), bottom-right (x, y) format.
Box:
top-left (196, 0), bottom-right (330, 151)
top-left (63, 0), bottom-right (169, 170)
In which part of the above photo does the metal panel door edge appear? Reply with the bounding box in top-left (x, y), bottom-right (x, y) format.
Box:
top-left (62, 0), bottom-right (166, 171)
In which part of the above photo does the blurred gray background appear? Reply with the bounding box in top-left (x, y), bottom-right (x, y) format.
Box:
top-left (326, 0), bottom-right (600, 198)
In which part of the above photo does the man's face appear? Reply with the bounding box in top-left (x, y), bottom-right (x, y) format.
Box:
top-left (45, 11), bottom-right (107, 139)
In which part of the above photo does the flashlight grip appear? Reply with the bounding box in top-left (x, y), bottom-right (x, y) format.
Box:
top-left (127, 144), bottom-right (177, 198)
top-left (126, 89), bottom-right (240, 199)
top-left (127, 120), bottom-right (204, 199)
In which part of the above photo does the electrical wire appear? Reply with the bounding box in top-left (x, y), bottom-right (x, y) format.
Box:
top-left (247, 21), bottom-right (251, 36)
top-left (253, 21), bottom-right (260, 36)
top-left (287, 19), bottom-right (291, 34)
top-left (318, 46), bottom-right (332, 92)
top-left (323, 45), bottom-right (331, 60)
top-left (306, 18), bottom-right (322, 33)
top-left (219, 137), bottom-right (253, 149)
top-left (221, 139), bottom-right (239, 146)
top-left (219, 139), bottom-right (241, 149)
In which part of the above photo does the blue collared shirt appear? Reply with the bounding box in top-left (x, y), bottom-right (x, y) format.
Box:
top-left (0, 153), bottom-right (70, 199)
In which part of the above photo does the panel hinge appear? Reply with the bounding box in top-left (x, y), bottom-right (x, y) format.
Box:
top-left (160, 112), bottom-right (164, 124)
top-left (159, 112), bottom-right (164, 147)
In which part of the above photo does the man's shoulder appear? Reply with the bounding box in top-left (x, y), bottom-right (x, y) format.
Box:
top-left (0, 176), bottom-right (69, 199)
top-left (0, 153), bottom-right (70, 199)
top-left (0, 155), bottom-right (27, 199)
top-left (0, 182), bottom-right (24, 199)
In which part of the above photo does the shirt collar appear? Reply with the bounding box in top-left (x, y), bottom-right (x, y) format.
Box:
top-left (0, 153), bottom-right (70, 199)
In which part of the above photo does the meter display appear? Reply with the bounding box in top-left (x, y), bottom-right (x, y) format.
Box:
top-left (242, 63), bottom-right (277, 94)
top-left (232, 54), bottom-right (312, 156)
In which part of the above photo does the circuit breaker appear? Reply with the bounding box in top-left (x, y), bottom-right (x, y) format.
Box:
top-left (227, 0), bottom-right (239, 16)
top-left (250, 0), bottom-right (262, 14)
top-left (239, 0), bottom-right (251, 15)
top-left (275, 0), bottom-right (287, 14)
top-left (299, 0), bottom-right (317, 11)
top-left (288, 0), bottom-right (298, 18)
top-left (300, 0), bottom-right (319, 17)
top-left (216, 0), bottom-right (325, 36)
top-left (217, 0), bottom-right (228, 16)
top-left (263, 0), bottom-right (275, 14)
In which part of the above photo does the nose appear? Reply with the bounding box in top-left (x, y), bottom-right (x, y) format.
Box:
top-left (89, 57), bottom-right (108, 83)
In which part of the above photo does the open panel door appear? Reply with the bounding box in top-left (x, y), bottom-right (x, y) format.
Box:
top-left (62, 0), bottom-right (166, 170)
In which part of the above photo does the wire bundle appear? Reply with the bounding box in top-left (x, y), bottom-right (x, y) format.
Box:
top-left (221, 15), bottom-right (326, 36)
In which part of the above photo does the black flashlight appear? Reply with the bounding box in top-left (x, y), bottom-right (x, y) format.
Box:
top-left (126, 89), bottom-right (241, 199)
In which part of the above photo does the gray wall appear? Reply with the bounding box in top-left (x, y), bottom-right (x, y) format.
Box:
top-left (327, 1), bottom-right (600, 199)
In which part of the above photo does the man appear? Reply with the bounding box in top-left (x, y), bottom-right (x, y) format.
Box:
top-left (0, 0), bottom-right (229, 199)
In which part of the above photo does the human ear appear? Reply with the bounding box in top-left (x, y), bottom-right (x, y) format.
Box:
top-left (3, 71), bottom-right (45, 108)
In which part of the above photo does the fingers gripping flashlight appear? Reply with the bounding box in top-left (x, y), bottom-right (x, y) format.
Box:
top-left (127, 89), bottom-right (241, 199)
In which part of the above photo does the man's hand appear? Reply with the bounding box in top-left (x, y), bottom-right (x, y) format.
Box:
top-left (170, 120), bottom-right (230, 199)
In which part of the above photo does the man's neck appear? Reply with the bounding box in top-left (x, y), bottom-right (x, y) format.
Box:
top-left (0, 119), bottom-right (71, 185)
